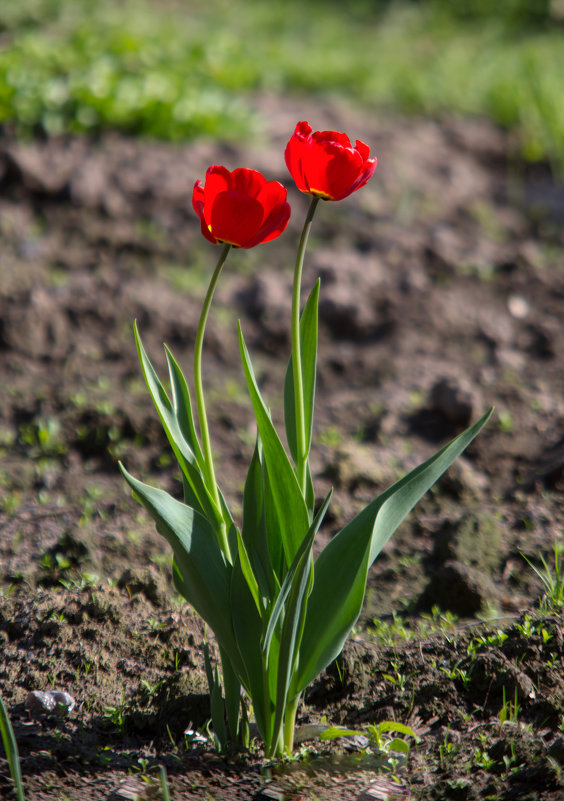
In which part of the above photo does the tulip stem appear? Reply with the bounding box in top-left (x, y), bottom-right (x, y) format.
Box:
top-left (282, 693), bottom-right (301, 755)
top-left (194, 242), bottom-right (232, 559)
top-left (291, 196), bottom-right (319, 495)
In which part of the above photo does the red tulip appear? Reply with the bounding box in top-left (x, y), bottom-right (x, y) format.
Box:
top-left (192, 166), bottom-right (291, 249)
top-left (285, 121), bottom-right (377, 201)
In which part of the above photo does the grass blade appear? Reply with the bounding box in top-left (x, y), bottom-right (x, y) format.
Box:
top-left (159, 765), bottom-right (171, 801)
top-left (0, 694), bottom-right (25, 801)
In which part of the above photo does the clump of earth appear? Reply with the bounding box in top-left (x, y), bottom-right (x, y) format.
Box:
top-left (1, 95), bottom-right (563, 800)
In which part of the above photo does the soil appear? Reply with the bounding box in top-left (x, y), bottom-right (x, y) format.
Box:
top-left (1, 94), bottom-right (564, 801)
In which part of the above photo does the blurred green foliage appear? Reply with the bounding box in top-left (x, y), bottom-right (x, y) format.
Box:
top-left (428, 0), bottom-right (554, 28)
top-left (0, 0), bottom-right (563, 167)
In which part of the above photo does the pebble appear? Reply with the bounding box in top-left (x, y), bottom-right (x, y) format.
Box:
top-left (507, 294), bottom-right (529, 319)
top-left (25, 690), bottom-right (76, 715)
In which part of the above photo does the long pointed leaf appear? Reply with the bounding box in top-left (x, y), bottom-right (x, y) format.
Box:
top-left (203, 641), bottom-right (227, 750)
top-left (164, 343), bottom-right (204, 467)
top-left (265, 491), bottom-right (332, 755)
top-left (133, 323), bottom-right (222, 527)
top-left (242, 440), bottom-right (277, 601)
top-left (0, 695), bottom-right (24, 801)
top-left (220, 647), bottom-right (243, 743)
top-left (119, 463), bottom-right (241, 673)
top-left (284, 280), bottom-right (320, 462)
top-left (292, 409), bottom-right (493, 695)
top-left (270, 551), bottom-right (313, 755)
top-left (238, 324), bottom-right (310, 570)
top-left (234, 527), bottom-right (262, 616)
top-left (230, 551), bottom-right (273, 746)
top-left (263, 490), bottom-right (333, 661)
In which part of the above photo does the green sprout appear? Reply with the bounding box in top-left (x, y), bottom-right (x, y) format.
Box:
top-left (0, 694), bottom-right (25, 801)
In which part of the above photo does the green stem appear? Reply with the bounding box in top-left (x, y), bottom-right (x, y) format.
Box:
top-left (282, 693), bottom-right (301, 755)
top-left (194, 242), bottom-right (231, 559)
top-left (291, 196), bottom-right (320, 494)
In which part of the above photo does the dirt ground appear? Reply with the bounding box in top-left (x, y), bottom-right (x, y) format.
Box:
top-left (1, 95), bottom-right (564, 800)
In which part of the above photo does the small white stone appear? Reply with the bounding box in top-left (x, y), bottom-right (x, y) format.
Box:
top-left (507, 295), bottom-right (529, 319)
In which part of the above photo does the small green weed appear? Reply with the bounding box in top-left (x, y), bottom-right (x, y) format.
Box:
top-left (439, 660), bottom-right (471, 687)
top-left (522, 541), bottom-right (564, 611)
top-left (369, 607), bottom-right (458, 647)
top-left (438, 729), bottom-right (460, 769)
top-left (499, 686), bottom-right (521, 727)
top-left (19, 417), bottom-right (66, 457)
top-left (473, 743), bottom-right (495, 771)
top-left (383, 660), bottom-right (416, 693)
top-left (320, 717), bottom-right (418, 762)
top-left (103, 693), bottom-right (128, 734)
top-left (468, 628), bottom-right (508, 655)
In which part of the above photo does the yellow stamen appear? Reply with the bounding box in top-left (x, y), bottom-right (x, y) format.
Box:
top-left (309, 188), bottom-right (332, 200)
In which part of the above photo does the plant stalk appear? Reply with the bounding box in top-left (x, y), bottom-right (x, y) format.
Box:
top-left (193, 242), bottom-right (232, 558)
top-left (291, 196), bottom-right (319, 494)
top-left (282, 693), bottom-right (301, 755)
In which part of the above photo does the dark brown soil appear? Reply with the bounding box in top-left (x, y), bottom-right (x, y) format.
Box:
top-left (1, 95), bottom-right (563, 800)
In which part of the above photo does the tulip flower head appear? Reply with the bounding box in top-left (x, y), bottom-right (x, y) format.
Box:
top-left (192, 165), bottom-right (291, 249)
top-left (285, 121), bottom-right (377, 201)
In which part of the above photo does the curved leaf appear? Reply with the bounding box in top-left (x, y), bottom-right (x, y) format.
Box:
top-left (292, 409), bottom-right (494, 695)
top-left (119, 463), bottom-right (241, 672)
top-left (133, 323), bottom-right (222, 527)
top-left (238, 323), bottom-right (310, 571)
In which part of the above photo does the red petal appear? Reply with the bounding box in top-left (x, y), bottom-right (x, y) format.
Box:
top-left (243, 201), bottom-right (290, 248)
top-left (349, 156), bottom-right (377, 194)
top-left (199, 217), bottom-right (219, 245)
top-left (201, 165), bottom-right (232, 208)
top-left (322, 147), bottom-right (365, 200)
top-left (294, 121), bottom-right (313, 141)
top-left (231, 168), bottom-right (267, 199)
top-left (192, 180), bottom-right (206, 220)
top-left (285, 132), bottom-right (311, 194)
top-left (354, 139), bottom-right (371, 161)
top-left (256, 179), bottom-right (288, 213)
top-left (312, 129), bottom-right (352, 149)
top-left (209, 191), bottom-right (264, 248)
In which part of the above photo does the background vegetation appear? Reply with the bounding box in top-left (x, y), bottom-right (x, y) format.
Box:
top-left (0, 0), bottom-right (563, 166)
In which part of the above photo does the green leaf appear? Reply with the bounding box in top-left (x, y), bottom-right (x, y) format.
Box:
top-left (230, 549), bottom-right (273, 746)
top-left (263, 490), bottom-right (332, 662)
top-left (238, 323), bottom-right (310, 570)
top-left (119, 463), bottom-right (242, 674)
top-left (387, 738), bottom-right (410, 754)
top-left (267, 491), bottom-right (332, 755)
top-left (220, 647), bottom-right (243, 743)
top-left (292, 409), bottom-right (493, 695)
top-left (263, 466), bottom-right (289, 582)
top-left (319, 725), bottom-right (361, 740)
top-left (373, 721), bottom-right (418, 739)
top-left (242, 440), bottom-right (278, 601)
top-left (203, 640), bottom-right (228, 751)
top-left (234, 526), bottom-right (262, 616)
top-left (269, 549), bottom-right (313, 754)
top-left (133, 323), bottom-right (222, 527)
top-left (164, 342), bottom-right (204, 465)
top-left (284, 279), bottom-right (320, 462)
top-left (0, 694), bottom-right (25, 801)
